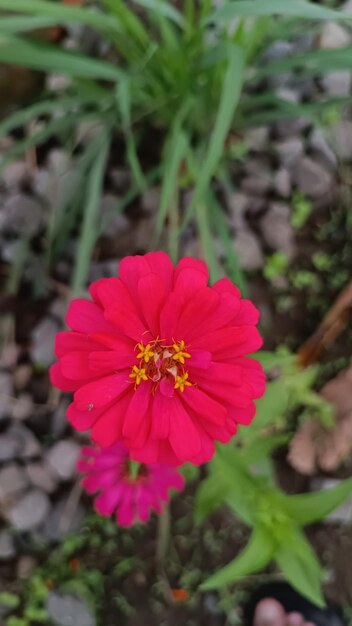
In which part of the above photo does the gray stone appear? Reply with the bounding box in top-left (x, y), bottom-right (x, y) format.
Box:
top-left (240, 175), bottom-right (272, 196)
top-left (309, 128), bottom-right (337, 172)
top-left (0, 530), bottom-right (16, 560)
top-left (275, 117), bottom-right (310, 139)
top-left (141, 186), bottom-right (161, 214)
top-left (276, 137), bottom-right (304, 168)
top-left (6, 489), bottom-right (50, 531)
top-left (46, 592), bottom-right (95, 626)
top-left (321, 71), bottom-right (352, 98)
top-left (47, 149), bottom-right (71, 177)
top-left (274, 168), bottom-right (291, 198)
top-left (46, 440), bottom-right (80, 481)
top-left (245, 126), bottom-right (269, 151)
top-left (260, 203), bottom-right (295, 259)
top-left (31, 317), bottom-right (58, 366)
top-left (275, 87), bottom-right (300, 104)
top-left (0, 373), bottom-right (13, 421)
top-left (0, 194), bottom-right (43, 236)
top-left (2, 161), bottom-right (29, 189)
top-left (51, 399), bottom-right (69, 438)
top-left (75, 120), bottom-right (104, 145)
top-left (244, 196), bottom-right (267, 216)
top-left (330, 121), bottom-right (352, 161)
top-left (0, 433), bottom-right (22, 462)
top-left (26, 461), bottom-right (58, 494)
top-left (263, 40), bottom-right (294, 62)
top-left (12, 394), bottom-right (33, 421)
top-left (7, 424), bottom-right (41, 460)
top-left (17, 555), bottom-right (37, 579)
top-left (227, 192), bottom-right (248, 230)
top-left (32, 168), bottom-right (53, 200)
top-left (343, 0), bottom-right (352, 12)
top-left (294, 157), bottom-right (333, 198)
top-left (109, 167), bottom-right (131, 191)
top-left (0, 464), bottom-right (28, 502)
top-left (233, 230), bottom-right (264, 271)
top-left (46, 74), bottom-right (72, 93)
top-left (41, 498), bottom-right (85, 542)
top-left (320, 22), bottom-right (351, 49)
top-left (49, 298), bottom-right (68, 323)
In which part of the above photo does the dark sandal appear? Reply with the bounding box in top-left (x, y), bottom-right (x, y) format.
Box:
top-left (245, 582), bottom-right (345, 626)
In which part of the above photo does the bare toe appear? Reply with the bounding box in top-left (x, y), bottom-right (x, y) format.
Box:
top-left (287, 613), bottom-right (305, 626)
top-left (254, 598), bottom-right (287, 626)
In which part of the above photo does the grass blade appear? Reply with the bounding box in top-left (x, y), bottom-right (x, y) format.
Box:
top-left (132, 0), bottom-right (185, 27)
top-left (207, 0), bottom-right (352, 24)
top-left (0, 15), bottom-right (67, 33)
top-left (156, 127), bottom-right (188, 236)
top-left (0, 33), bottom-right (122, 80)
top-left (181, 44), bottom-right (244, 229)
top-left (72, 133), bottom-right (110, 294)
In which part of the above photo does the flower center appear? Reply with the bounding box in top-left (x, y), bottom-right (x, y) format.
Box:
top-left (129, 339), bottom-right (192, 393)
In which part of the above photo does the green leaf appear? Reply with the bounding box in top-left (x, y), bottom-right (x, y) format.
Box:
top-left (208, 0), bottom-right (352, 23)
top-left (0, 15), bottom-right (66, 33)
top-left (156, 128), bottom-right (188, 235)
top-left (254, 350), bottom-right (295, 370)
top-left (200, 525), bottom-right (275, 589)
top-left (0, 33), bottom-right (122, 80)
top-left (249, 378), bottom-right (290, 433)
top-left (132, 0), bottom-right (185, 27)
top-left (72, 133), bottom-right (110, 294)
top-left (194, 473), bottom-right (231, 524)
top-left (0, 0), bottom-right (118, 37)
top-left (284, 477), bottom-right (352, 526)
top-left (182, 44), bottom-right (244, 228)
top-left (276, 529), bottom-right (325, 608)
top-left (257, 48), bottom-right (352, 80)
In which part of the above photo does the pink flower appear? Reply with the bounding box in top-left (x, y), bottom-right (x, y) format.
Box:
top-left (50, 253), bottom-right (265, 465)
top-left (77, 443), bottom-right (185, 526)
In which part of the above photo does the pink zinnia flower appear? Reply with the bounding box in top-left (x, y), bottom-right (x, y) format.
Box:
top-left (50, 253), bottom-right (265, 465)
top-left (77, 443), bottom-right (185, 526)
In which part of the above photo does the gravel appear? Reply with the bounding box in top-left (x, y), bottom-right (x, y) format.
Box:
top-left (0, 464), bottom-right (28, 503)
top-left (46, 440), bottom-right (81, 481)
top-left (294, 156), bottom-right (333, 198)
top-left (260, 202), bottom-right (295, 259)
top-left (0, 194), bottom-right (43, 236)
top-left (233, 230), bottom-right (264, 270)
top-left (31, 317), bottom-right (59, 366)
top-left (0, 530), bottom-right (16, 561)
top-left (46, 592), bottom-right (96, 626)
top-left (6, 489), bottom-right (51, 531)
top-left (330, 121), bottom-right (352, 161)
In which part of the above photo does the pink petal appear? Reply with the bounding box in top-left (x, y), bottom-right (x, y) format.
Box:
top-left (55, 331), bottom-right (104, 358)
top-left (174, 257), bottom-right (208, 294)
top-left (91, 393), bottom-right (131, 446)
top-left (175, 288), bottom-right (219, 340)
top-left (74, 373), bottom-right (131, 411)
top-left (89, 277), bottom-right (120, 308)
top-left (67, 402), bottom-right (102, 431)
top-left (233, 300), bottom-right (260, 326)
top-left (104, 302), bottom-right (149, 342)
top-left (192, 326), bottom-right (263, 357)
top-left (116, 484), bottom-right (135, 527)
top-left (60, 351), bottom-right (95, 380)
top-left (212, 277), bottom-right (241, 298)
top-left (188, 349), bottom-right (211, 369)
top-left (122, 382), bottom-right (151, 441)
top-left (137, 273), bottom-right (167, 336)
top-left (94, 484), bottom-right (124, 516)
top-left (151, 391), bottom-right (171, 439)
top-left (169, 397), bottom-right (201, 461)
top-left (50, 362), bottom-right (82, 392)
top-left (66, 299), bottom-right (116, 334)
top-left (227, 401), bottom-right (256, 425)
top-left (181, 387), bottom-right (226, 425)
top-left (186, 292), bottom-right (240, 342)
top-left (118, 255), bottom-right (151, 300)
top-left (144, 251), bottom-right (174, 292)
top-left (159, 292), bottom-right (184, 341)
top-left (89, 350), bottom-right (134, 374)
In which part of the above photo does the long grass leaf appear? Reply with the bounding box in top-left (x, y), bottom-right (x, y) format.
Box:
top-left (207, 0), bottom-right (352, 24)
top-left (72, 134), bottom-right (110, 294)
top-left (132, 0), bottom-right (185, 27)
top-left (256, 47), bottom-right (352, 79)
top-left (0, 33), bottom-right (122, 80)
top-left (156, 129), bottom-right (188, 235)
top-left (182, 44), bottom-right (244, 229)
top-left (0, 15), bottom-right (67, 33)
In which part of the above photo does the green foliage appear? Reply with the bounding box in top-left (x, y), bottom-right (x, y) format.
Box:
top-left (264, 252), bottom-right (289, 281)
top-left (0, 593), bottom-right (20, 610)
top-left (291, 193), bottom-right (312, 229)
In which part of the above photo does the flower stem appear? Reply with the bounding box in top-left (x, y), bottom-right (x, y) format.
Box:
top-left (129, 459), bottom-right (140, 481)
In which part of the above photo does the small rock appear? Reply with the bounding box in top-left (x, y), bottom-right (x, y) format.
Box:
top-left (51, 399), bottom-right (69, 437)
top-left (294, 157), bottom-right (333, 198)
top-left (330, 121), bottom-right (352, 160)
top-left (13, 364), bottom-right (32, 391)
top-left (244, 196), bottom-right (267, 216)
top-left (109, 167), bottom-right (131, 192)
top-left (275, 117), bottom-right (310, 139)
top-left (275, 87), bottom-right (300, 104)
top-left (0, 194), bottom-right (43, 236)
top-left (17, 555), bottom-right (37, 579)
top-left (0, 530), bottom-right (16, 561)
top-left (343, 0), bottom-right (352, 12)
top-left (46, 74), bottom-right (72, 92)
top-left (75, 120), bottom-right (104, 145)
top-left (0, 464), bottom-right (28, 503)
top-left (47, 149), bottom-right (71, 177)
top-left (12, 394), bottom-right (33, 421)
top-left (233, 230), bottom-right (264, 271)
top-left (274, 168), bottom-right (291, 198)
top-left (41, 498), bottom-right (85, 542)
top-left (32, 168), bottom-right (53, 200)
top-left (245, 126), bottom-right (269, 151)
top-left (46, 592), bottom-right (95, 626)
top-left (8, 424), bottom-right (41, 460)
top-left (227, 192), bottom-right (248, 230)
top-left (31, 317), bottom-right (58, 366)
top-left (320, 22), bottom-right (351, 49)
top-left (240, 175), bottom-right (272, 196)
top-left (276, 137), bottom-right (304, 168)
top-left (0, 373), bottom-right (13, 421)
top-left (49, 298), bottom-right (68, 323)
top-left (26, 461), bottom-right (58, 494)
top-left (6, 489), bottom-right (50, 531)
top-left (141, 186), bottom-right (161, 214)
top-left (46, 440), bottom-right (80, 481)
top-left (2, 161), bottom-right (29, 189)
top-left (321, 71), bottom-right (352, 98)
top-left (0, 433), bottom-right (22, 462)
top-left (260, 203), bottom-right (295, 259)
top-left (309, 128), bottom-right (337, 172)
top-left (263, 40), bottom-right (294, 62)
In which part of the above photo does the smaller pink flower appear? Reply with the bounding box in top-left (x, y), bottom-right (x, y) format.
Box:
top-left (77, 443), bottom-right (185, 527)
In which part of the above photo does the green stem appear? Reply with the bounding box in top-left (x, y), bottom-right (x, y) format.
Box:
top-left (156, 505), bottom-right (171, 566)
top-left (129, 459), bottom-right (140, 481)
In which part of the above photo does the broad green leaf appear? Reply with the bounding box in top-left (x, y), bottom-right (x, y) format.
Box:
top-left (194, 474), bottom-right (231, 524)
top-left (72, 133), bottom-right (110, 294)
top-left (208, 0), bottom-right (352, 24)
top-left (182, 44), bottom-right (244, 228)
top-left (237, 435), bottom-right (289, 466)
top-left (0, 34), bottom-right (122, 81)
top-left (0, 1), bottom-right (118, 36)
top-left (254, 350), bottom-right (295, 370)
top-left (276, 529), bottom-right (325, 608)
top-left (249, 378), bottom-right (290, 432)
top-left (284, 477), bottom-right (352, 525)
top-left (200, 525), bottom-right (275, 589)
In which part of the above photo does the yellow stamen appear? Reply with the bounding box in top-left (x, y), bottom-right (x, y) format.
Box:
top-left (136, 342), bottom-right (155, 363)
top-left (172, 340), bottom-right (191, 365)
top-left (129, 365), bottom-right (148, 385)
top-left (174, 372), bottom-right (192, 393)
